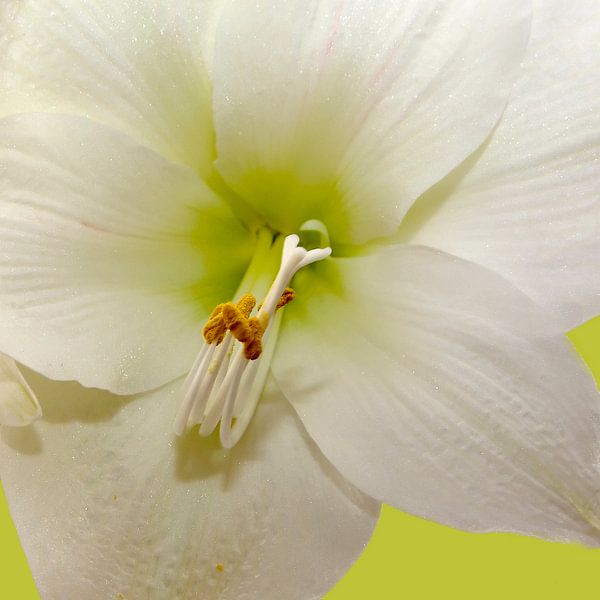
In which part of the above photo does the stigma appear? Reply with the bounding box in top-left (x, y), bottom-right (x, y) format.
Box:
top-left (174, 231), bottom-right (331, 448)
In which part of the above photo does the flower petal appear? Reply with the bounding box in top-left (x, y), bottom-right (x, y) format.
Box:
top-left (0, 354), bottom-right (41, 427)
top-left (212, 0), bottom-right (530, 244)
top-left (0, 0), bottom-right (223, 174)
top-left (400, 0), bottom-right (600, 328)
top-left (0, 113), bottom-right (253, 394)
top-left (273, 245), bottom-right (600, 545)
top-left (0, 373), bottom-right (379, 600)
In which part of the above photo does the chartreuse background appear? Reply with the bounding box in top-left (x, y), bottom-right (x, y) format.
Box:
top-left (1, 316), bottom-right (599, 599)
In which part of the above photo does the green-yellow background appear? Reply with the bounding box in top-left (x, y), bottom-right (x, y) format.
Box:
top-left (1, 317), bottom-right (599, 599)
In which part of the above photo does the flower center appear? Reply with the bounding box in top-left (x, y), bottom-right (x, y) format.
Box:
top-left (174, 224), bottom-right (331, 448)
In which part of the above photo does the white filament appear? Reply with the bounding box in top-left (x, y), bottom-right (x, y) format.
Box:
top-left (174, 233), bottom-right (331, 448)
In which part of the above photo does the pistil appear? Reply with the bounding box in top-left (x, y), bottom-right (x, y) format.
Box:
top-left (174, 229), bottom-right (331, 448)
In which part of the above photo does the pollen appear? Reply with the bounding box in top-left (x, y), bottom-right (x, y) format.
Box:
top-left (243, 317), bottom-right (263, 360)
top-left (215, 564), bottom-right (224, 573)
top-left (276, 287), bottom-right (295, 309)
top-left (236, 293), bottom-right (256, 318)
top-left (203, 294), bottom-right (256, 345)
top-left (257, 286), bottom-right (295, 312)
top-left (221, 302), bottom-right (255, 344)
top-left (203, 289), bottom-right (295, 361)
top-left (202, 303), bottom-right (226, 344)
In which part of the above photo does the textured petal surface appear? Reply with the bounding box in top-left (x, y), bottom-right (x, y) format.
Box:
top-left (212, 0), bottom-right (530, 244)
top-left (0, 0), bottom-right (224, 175)
top-left (400, 0), bottom-right (600, 327)
top-left (0, 355), bottom-right (40, 427)
top-left (0, 113), bottom-right (253, 394)
top-left (273, 245), bottom-right (600, 545)
top-left (0, 373), bottom-right (379, 600)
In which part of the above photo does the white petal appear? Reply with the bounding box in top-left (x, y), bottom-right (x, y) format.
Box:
top-left (212, 0), bottom-right (530, 244)
top-left (273, 245), bottom-right (600, 545)
top-left (0, 372), bottom-right (379, 600)
top-left (0, 354), bottom-right (41, 427)
top-left (401, 0), bottom-right (600, 328)
top-left (0, 0), bottom-right (224, 175)
top-left (0, 113), bottom-right (253, 394)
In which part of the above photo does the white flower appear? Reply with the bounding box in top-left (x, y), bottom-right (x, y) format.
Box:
top-left (0, 1), bottom-right (599, 599)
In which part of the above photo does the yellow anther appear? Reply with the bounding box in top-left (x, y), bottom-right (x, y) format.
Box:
top-left (236, 293), bottom-right (256, 318)
top-left (257, 287), bottom-right (295, 312)
top-left (244, 317), bottom-right (264, 360)
top-left (202, 289), bottom-right (294, 358)
top-left (276, 287), bottom-right (295, 309)
top-left (202, 303), bottom-right (226, 344)
top-left (221, 303), bottom-right (253, 344)
top-left (221, 304), bottom-right (265, 361)
top-left (202, 294), bottom-right (257, 345)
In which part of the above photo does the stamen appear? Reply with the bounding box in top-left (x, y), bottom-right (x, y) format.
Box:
top-left (174, 231), bottom-right (331, 447)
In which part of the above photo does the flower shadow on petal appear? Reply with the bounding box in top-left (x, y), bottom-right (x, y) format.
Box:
top-left (0, 368), bottom-right (135, 457)
top-left (22, 368), bottom-right (134, 425)
top-left (173, 383), bottom-right (281, 489)
top-left (396, 142), bottom-right (487, 244)
top-left (0, 425), bottom-right (42, 455)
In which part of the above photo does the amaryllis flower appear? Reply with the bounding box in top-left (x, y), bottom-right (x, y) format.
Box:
top-left (1, 1), bottom-right (599, 599)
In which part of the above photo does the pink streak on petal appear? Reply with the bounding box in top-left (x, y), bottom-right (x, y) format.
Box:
top-left (325, 0), bottom-right (345, 57)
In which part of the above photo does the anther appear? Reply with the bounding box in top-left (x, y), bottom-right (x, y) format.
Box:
top-left (221, 302), bottom-right (264, 360)
top-left (202, 304), bottom-right (226, 344)
top-left (257, 287), bottom-right (295, 314)
top-left (222, 302), bottom-right (253, 343)
top-left (203, 294), bottom-right (256, 345)
top-left (243, 317), bottom-right (263, 360)
top-left (276, 287), bottom-right (295, 309)
top-left (236, 293), bottom-right (257, 318)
